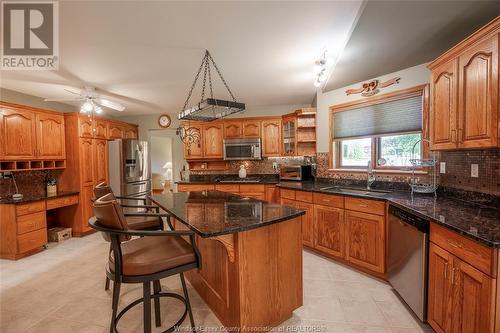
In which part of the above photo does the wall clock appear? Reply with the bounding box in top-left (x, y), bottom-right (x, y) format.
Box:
top-left (158, 114), bottom-right (171, 128)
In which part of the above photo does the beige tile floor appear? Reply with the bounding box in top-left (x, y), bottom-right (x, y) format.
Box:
top-left (0, 233), bottom-right (433, 333)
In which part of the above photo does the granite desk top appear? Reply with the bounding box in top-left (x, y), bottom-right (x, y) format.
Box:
top-left (0, 191), bottom-right (80, 205)
top-left (150, 191), bottom-right (304, 238)
top-left (277, 181), bottom-right (500, 248)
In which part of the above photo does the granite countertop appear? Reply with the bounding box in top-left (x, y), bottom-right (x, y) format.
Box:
top-left (0, 191), bottom-right (80, 205)
top-left (176, 174), bottom-right (280, 185)
top-left (150, 191), bottom-right (304, 237)
top-left (277, 181), bottom-right (500, 248)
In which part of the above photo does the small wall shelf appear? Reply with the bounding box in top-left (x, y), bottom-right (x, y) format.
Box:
top-left (0, 160), bottom-right (66, 172)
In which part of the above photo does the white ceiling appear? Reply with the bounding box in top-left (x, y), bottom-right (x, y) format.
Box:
top-left (324, 0), bottom-right (500, 91)
top-left (0, 1), bottom-right (363, 116)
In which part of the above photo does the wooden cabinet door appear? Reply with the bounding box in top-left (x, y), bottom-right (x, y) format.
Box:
top-left (35, 113), bottom-right (65, 159)
top-left (79, 138), bottom-right (94, 185)
top-left (313, 205), bottom-right (345, 259)
top-left (0, 108), bottom-right (36, 159)
top-left (242, 120), bottom-right (261, 137)
top-left (451, 258), bottom-right (495, 333)
top-left (80, 184), bottom-right (94, 233)
top-left (428, 243), bottom-right (453, 333)
top-left (430, 59), bottom-right (459, 150)
top-left (108, 123), bottom-right (123, 139)
top-left (345, 210), bottom-right (385, 273)
top-left (93, 119), bottom-right (107, 139)
top-left (93, 139), bottom-right (108, 185)
top-left (182, 124), bottom-right (203, 159)
top-left (203, 123), bottom-right (223, 158)
top-left (224, 121), bottom-right (242, 138)
top-left (124, 126), bottom-right (138, 139)
top-left (265, 186), bottom-right (278, 203)
top-left (296, 201), bottom-right (313, 247)
top-left (458, 35), bottom-right (498, 148)
top-left (282, 116), bottom-right (296, 156)
top-left (78, 116), bottom-right (94, 138)
top-left (262, 119), bottom-right (281, 157)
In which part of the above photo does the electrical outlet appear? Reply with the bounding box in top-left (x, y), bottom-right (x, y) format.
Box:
top-left (471, 164), bottom-right (479, 178)
top-left (272, 162), bottom-right (278, 170)
top-left (439, 162), bottom-right (446, 174)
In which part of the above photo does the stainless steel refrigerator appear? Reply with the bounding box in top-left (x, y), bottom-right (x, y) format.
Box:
top-left (108, 139), bottom-right (151, 201)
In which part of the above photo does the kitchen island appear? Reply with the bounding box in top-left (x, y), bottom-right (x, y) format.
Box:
top-left (149, 191), bottom-right (305, 330)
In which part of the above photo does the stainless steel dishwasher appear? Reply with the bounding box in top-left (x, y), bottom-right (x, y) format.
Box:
top-left (387, 204), bottom-right (430, 322)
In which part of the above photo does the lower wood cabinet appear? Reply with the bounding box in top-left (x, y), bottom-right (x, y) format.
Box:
top-left (295, 201), bottom-right (313, 247)
top-left (428, 223), bottom-right (497, 333)
top-left (345, 210), bottom-right (385, 273)
top-left (313, 205), bottom-right (345, 259)
top-left (428, 242), bottom-right (495, 333)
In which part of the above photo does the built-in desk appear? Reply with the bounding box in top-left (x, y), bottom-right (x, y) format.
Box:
top-left (0, 191), bottom-right (79, 260)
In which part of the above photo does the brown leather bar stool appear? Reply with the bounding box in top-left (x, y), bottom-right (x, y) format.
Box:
top-left (93, 182), bottom-right (173, 291)
top-left (90, 193), bottom-right (201, 333)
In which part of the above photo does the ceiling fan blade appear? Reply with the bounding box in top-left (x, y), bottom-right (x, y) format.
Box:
top-left (63, 88), bottom-right (82, 96)
top-left (44, 98), bottom-right (84, 102)
top-left (97, 98), bottom-right (125, 111)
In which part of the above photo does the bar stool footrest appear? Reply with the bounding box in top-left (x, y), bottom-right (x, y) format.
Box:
top-left (114, 292), bottom-right (189, 333)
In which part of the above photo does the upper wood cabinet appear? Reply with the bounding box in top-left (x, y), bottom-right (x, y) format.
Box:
top-left (0, 108), bottom-right (37, 159)
top-left (262, 119), bottom-right (281, 157)
top-left (93, 119), bottom-right (107, 139)
top-left (242, 120), bottom-right (261, 137)
top-left (428, 18), bottom-right (499, 150)
top-left (79, 138), bottom-right (94, 185)
top-left (182, 123), bottom-right (203, 159)
top-left (35, 113), bottom-right (65, 159)
top-left (78, 116), bottom-right (94, 138)
top-left (224, 121), bottom-right (242, 138)
top-left (345, 210), bottom-right (385, 273)
top-left (108, 122), bottom-right (124, 139)
top-left (282, 116), bottom-right (296, 156)
top-left (458, 36), bottom-right (498, 148)
top-left (430, 59), bottom-right (459, 150)
top-left (93, 139), bottom-right (108, 185)
top-left (203, 123), bottom-right (223, 158)
top-left (123, 125), bottom-right (138, 139)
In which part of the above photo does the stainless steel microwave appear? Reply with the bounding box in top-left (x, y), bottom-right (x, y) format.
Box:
top-left (223, 138), bottom-right (261, 160)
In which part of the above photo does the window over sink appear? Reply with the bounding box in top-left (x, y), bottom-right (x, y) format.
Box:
top-left (331, 85), bottom-right (428, 171)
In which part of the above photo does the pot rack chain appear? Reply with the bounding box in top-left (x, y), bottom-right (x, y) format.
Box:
top-left (181, 50), bottom-right (236, 112)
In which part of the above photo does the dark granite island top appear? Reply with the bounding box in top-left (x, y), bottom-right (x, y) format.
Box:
top-left (149, 190), bottom-right (305, 237)
top-left (149, 190), bottom-right (304, 329)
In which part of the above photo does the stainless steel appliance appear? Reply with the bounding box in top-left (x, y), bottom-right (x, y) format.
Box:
top-left (108, 139), bottom-right (151, 200)
top-left (387, 205), bottom-right (429, 322)
top-left (223, 138), bottom-right (261, 160)
top-left (280, 165), bottom-right (313, 181)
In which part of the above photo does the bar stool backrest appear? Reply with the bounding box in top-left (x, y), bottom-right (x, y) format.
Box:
top-left (94, 193), bottom-right (130, 231)
top-left (94, 182), bottom-right (114, 200)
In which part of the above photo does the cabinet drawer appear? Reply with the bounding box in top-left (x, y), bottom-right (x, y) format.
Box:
top-left (177, 184), bottom-right (215, 192)
top-left (46, 195), bottom-right (79, 210)
top-left (215, 184), bottom-right (240, 193)
top-left (16, 201), bottom-right (46, 216)
top-left (240, 192), bottom-right (265, 200)
top-left (239, 184), bottom-right (265, 193)
top-left (17, 212), bottom-right (46, 235)
top-left (280, 188), bottom-right (296, 200)
top-left (430, 223), bottom-right (495, 276)
top-left (17, 228), bottom-right (47, 253)
top-left (345, 197), bottom-right (385, 215)
top-left (313, 193), bottom-right (344, 208)
top-left (295, 190), bottom-right (313, 203)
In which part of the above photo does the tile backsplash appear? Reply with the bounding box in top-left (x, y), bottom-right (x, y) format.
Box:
top-left (438, 149), bottom-right (500, 195)
top-left (0, 170), bottom-right (61, 198)
top-left (189, 156), bottom-right (310, 175)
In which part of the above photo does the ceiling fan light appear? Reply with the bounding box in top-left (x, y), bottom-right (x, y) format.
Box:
top-left (95, 105), bottom-right (103, 114)
top-left (313, 79), bottom-right (321, 88)
top-left (82, 101), bottom-right (93, 112)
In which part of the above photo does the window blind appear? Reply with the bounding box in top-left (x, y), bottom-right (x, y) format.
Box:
top-left (333, 94), bottom-right (422, 140)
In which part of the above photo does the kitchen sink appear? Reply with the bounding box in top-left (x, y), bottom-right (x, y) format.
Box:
top-left (319, 186), bottom-right (390, 196)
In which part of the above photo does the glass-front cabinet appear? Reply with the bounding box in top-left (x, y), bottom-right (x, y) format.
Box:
top-left (282, 116), bottom-right (296, 156)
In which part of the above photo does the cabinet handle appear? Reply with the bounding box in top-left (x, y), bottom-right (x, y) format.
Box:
top-left (457, 128), bottom-right (463, 143)
top-left (358, 203), bottom-right (368, 208)
top-left (444, 263), bottom-right (448, 280)
top-left (451, 267), bottom-right (456, 285)
top-left (451, 129), bottom-right (457, 143)
top-left (447, 239), bottom-right (463, 249)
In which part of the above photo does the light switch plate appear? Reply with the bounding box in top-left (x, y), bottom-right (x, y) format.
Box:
top-left (471, 164), bottom-right (479, 178)
top-left (439, 162), bottom-right (446, 174)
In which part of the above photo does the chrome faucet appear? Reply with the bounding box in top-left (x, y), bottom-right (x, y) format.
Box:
top-left (367, 160), bottom-right (376, 190)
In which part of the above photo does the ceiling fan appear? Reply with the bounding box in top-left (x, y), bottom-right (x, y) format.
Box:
top-left (44, 86), bottom-right (125, 113)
